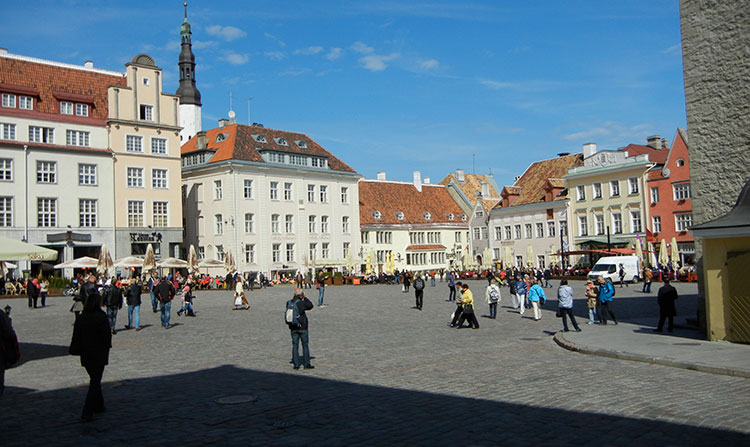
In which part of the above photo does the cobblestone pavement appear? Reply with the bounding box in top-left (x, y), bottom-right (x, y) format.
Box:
top-left (2, 280), bottom-right (749, 446)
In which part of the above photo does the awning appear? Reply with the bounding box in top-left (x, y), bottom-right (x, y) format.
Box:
top-left (0, 236), bottom-right (58, 261)
top-left (405, 244), bottom-right (447, 251)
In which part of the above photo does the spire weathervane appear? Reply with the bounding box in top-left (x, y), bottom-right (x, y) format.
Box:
top-left (184, 2), bottom-right (188, 19)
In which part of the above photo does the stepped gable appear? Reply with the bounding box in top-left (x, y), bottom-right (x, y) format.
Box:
top-left (181, 123), bottom-right (356, 173)
top-left (359, 180), bottom-right (465, 226)
top-left (497, 153), bottom-right (583, 208)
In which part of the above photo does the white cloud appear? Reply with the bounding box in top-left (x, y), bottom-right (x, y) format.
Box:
top-left (280, 68), bottom-right (312, 76)
top-left (192, 40), bottom-right (218, 50)
top-left (661, 44), bottom-right (681, 55)
top-left (351, 41), bottom-right (374, 54)
top-left (562, 127), bottom-right (611, 141)
top-left (264, 32), bottom-right (286, 47)
top-left (205, 25), bottom-right (247, 41)
top-left (326, 47), bottom-right (342, 60)
top-left (419, 58), bottom-right (439, 70)
top-left (222, 51), bottom-right (249, 65)
top-left (264, 51), bottom-right (286, 61)
top-left (360, 53), bottom-right (399, 71)
top-left (294, 46), bottom-right (324, 55)
top-left (479, 79), bottom-right (521, 90)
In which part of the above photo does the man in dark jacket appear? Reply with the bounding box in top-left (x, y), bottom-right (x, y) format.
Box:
top-left (102, 281), bottom-right (123, 334)
top-left (154, 277), bottom-right (175, 329)
top-left (79, 274), bottom-right (101, 309)
top-left (413, 274), bottom-right (425, 310)
top-left (654, 278), bottom-right (678, 333)
top-left (124, 280), bottom-right (142, 331)
top-left (288, 288), bottom-right (314, 370)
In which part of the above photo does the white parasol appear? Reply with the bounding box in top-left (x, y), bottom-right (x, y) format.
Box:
top-left (670, 237), bottom-right (680, 268)
top-left (54, 256), bottom-right (99, 269)
top-left (658, 239), bottom-right (669, 267)
top-left (188, 245), bottom-right (200, 274)
top-left (143, 243), bottom-right (156, 272)
top-left (0, 236), bottom-right (57, 261)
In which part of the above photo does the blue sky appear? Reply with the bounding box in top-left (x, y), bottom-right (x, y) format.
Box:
top-left (2, 1), bottom-right (686, 187)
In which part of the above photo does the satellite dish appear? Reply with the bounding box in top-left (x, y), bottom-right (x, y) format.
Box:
top-left (228, 110), bottom-right (236, 119)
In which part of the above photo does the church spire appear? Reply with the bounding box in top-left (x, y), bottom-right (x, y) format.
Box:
top-left (176, 2), bottom-right (201, 106)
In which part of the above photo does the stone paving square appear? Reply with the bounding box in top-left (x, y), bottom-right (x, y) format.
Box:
top-left (1, 280), bottom-right (749, 446)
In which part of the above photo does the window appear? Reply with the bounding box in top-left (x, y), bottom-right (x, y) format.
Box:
top-left (198, 246), bottom-right (204, 260)
top-left (142, 77), bottom-right (150, 86)
top-left (319, 185), bottom-right (328, 203)
top-left (547, 221), bottom-right (556, 238)
top-left (1, 123), bottom-right (16, 140)
top-left (595, 214), bottom-right (604, 235)
top-left (610, 180), bottom-right (620, 197)
top-left (612, 212), bottom-right (622, 234)
top-left (559, 220), bottom-right (568, 237)
top-left (65, 130), bottom-right (89, 147)
top-left (481, 227), bottom-right (489, 240)
top-left (576, 185), bottom-right (586, 201)
top-left (342, 216), bottom-right (350, 233)
top-left (18, 96), bottom-right (33, 110)
top-left (75, 103), bottom-right (89, 116)
top-left (504, 226), bottom-right (512, 240)
top-left (455, 231), bottom-right (462, 243)
top-left (36, 161), bottom-right (56, 183)
top-left (495, 226), bottom-right (503, 240)
top-left (675, 213), bottom-right (693, 232)
top-left (272, 244), bottom-right (281, 263)
top-left (476, 209), bottom-right (485, 218)
top-left (396, 211), bottom-right (404, 221)
top-left (215, 214), bottom-right (223, 235)
top-left (153, 201), bottom-right (168, 227)
top-left (578, 215), bottom-right (588, 236)
top-left (341, 187), bottom-right (349, 204)
top-left (1, 93), bottom-right (16, 108)
top-left (308, 215), bottom-right (316, 233)
top-left (631, 210), bottom-right (642, 233)
top-left (628, 177), bottom-right (639, 194)
top-left (127, 167), bottom-right (144, 188)
top-left (244, 244), bottom-right (255, 264)
top-left (676, 158), bottom-right (685, 167)
top-left (321, 215), bottom-right (329, 233)
top-left (309, 243), bottom-right (317, 260)
top-left (524, 223), bottom-right (532, 239)
top-left (270, 181), bottom-right (278, 200)
top-left (673, 183), bottom-right (692, 200)
top-left (321, 243), bottom-right (330, 259)
top-left (361, 231), bottom-right (369, 244)
top-left (514, 224), bottom-right (522, 240)
top-left (343, 242), bottom-right (350, 258)
top-left (652, 216), bottom-right (662, 233)
top-left (286, 243), bottom-right (295, 262)
top-left (151, 138), bottom-right (167, 155)
top-left (536, 222), bottom-right (544, 238)
top-left (0, 159), bottom-right (11, 181)
top-left (152, 169), bottom-right (168, 189)
top-left (0, 197), bottom-right (12, 227)
top-left (284, 182), bottom-right (293, 201)
top-left (139, 105), bottom-right (153, 121)
top-left (216, 245), bottom-right (225, 261)
top-left (285, 214), bottom-right (294, 233)
top-left (473, 227), bottom-right (481, 240)
top-left (29, 126), bottom-right (54, 144)
top-left (60, 101), bottom-right (73, 115)
top-left (37, 198), bottom-right (57, 227)
top-left (271, 214), bottom-right (280, 233)
top-left (127, 200), bottom-right (144, 227)
top-left (593, 182), bottom-right (602, 199)
top-left (126, 135), bottom-right (143, 152)
top-left (214, 180), bottom-right (223, 200)
top-left (78, 164), bottom-right (97, 185)
top-left (244, 213), bottom-right (254, 233)
top-left (307, 184), bottom-right (315, 202)
top-left (651, 187), bottom-right (660, 204)
top-left (243, 179), bottom-right (253, 199)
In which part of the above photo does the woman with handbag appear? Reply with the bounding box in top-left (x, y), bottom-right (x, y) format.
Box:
top-left (456, 283), bottom-right (479, 329)
top-left (69, 293), bottom-right (111, 422)
top-left (527, 278), bottom-right (546, 321)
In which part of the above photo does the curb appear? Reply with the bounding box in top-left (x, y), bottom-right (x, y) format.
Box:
top-left (553, 331), bottom-right (750, 379)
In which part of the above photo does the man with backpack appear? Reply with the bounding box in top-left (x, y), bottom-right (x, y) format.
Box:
top-left (413, 274), bottom-right (426, 310)
top-left (285, 288), bottom-right (314, 370)
top-left (155, 277), bottom-right (175, 329)
top-left (102, 279), bottom-right (123, 335)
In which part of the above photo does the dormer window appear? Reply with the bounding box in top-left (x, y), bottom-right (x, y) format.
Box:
top-left (215, 133), bottom-right (227, 143)
top-left (253, 134), bottom-right (267, 143)
top-left (372, 211), bottom-right (382, 220)
top-left (274, 137), bottom-right (289, 146)
top-left (423, 212), bottom-right (431, 221)
top-left (18, 96), bottom-right (33, 110)
top-left (295, 140), bottom-right (308, 148)
top-left (447, 213), bottom-right (454, 221)
top-left (395, 211), bottom-right (404, 221)
top-left (76, 103), bottom-right (89, 117)
top-left (459, 213), bottom-right (467, 222)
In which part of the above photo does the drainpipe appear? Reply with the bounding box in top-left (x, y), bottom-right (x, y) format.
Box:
top-left (23, 144), bottom-right (29, 276)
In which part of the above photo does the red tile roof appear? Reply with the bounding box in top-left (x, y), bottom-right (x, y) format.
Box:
top-left (359, 180), bottom-right (466, 226)
top-left (181, 123), bottom-right (356, 173)
top-left (496, 153), bottom-right (583, 208)
top-left (619, 144), bottom-right (669, 164)
top-left (405, 244), bottom-right (447, 251)
top-left (0, 55), bottom-right (125, 123)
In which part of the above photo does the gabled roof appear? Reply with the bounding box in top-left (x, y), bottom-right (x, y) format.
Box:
top-left (0, 53), bottom-right (126, 122)
top-left (181, 123), bottom-right (357, 173)
top-left (619, 143), bottom-right (669, 164)
top-left (439, 172), bottom-right (500, 212)
top-left (359, 180), bottom-right (466, 226)
top-left (495, 153), bottom-right (583, 209)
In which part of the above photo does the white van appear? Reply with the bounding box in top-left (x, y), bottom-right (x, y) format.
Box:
top-left (587, 255), bottom-right (641, 283)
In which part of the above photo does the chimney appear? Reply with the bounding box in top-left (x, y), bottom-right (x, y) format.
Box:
top-left (413, 170), bottom-right (422, 192)
top-left (376, 171), bottom-right (386, 181)
top-left (481, 181), bottom-right (490, 199)
top-left (647, 135), bottom-right (662, 149)
top-left (218, 119), bottom-right (229, 128)
top-left (84, 61), bottom-right (94, 68)
top-left (424, 177), bottom-right (431, 184)
top-left (455, 169), bottom-right (465, 183)
top-left (196, 131), bottom-right (207, 150)
top-left (557, 152), bottom-right (570, 157)
top-left (661, 138), bottom-right (669, 149)
top-left (582, 143), bottom-right (597, 158)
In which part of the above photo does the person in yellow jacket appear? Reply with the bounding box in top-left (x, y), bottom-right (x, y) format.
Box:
top-left (456, 283), bottom-right (479, 329)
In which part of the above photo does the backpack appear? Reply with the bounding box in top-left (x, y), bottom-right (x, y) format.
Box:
top-left (285, 299), bottom-right (301, 327)
top-left (488, 286), bottom-right (500, 302)
top-left (414, 278), bottom-right (425, 290)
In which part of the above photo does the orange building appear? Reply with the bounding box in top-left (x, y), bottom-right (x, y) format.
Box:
top-left (644, 129), bottom-right (694, 265)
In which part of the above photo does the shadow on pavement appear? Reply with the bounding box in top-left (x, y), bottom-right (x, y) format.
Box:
top-left (2, 365), bottom-right (747, 446)
top-left (14, 342), bottom-right (69, 367)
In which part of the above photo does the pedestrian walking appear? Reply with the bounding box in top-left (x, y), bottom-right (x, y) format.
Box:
top-left (527, 278), bottom-right (546, 321)
top-left (413, 274), bottom-right (425, 310)
top-left (40, 279), bottom-right (49, 307)
top-left (316, 272), bottom-right (326, 307)
top-left (557, 280), bottom-right (580, 332)
top-left (515, 276), bottom-right (528, 316)
top-left (456, 283), bottom-right (479, 329)
top-left (485, 279), bottom-right (501, 318)
top-left (26, 278), bottom-right (39, 308)
top-left (447, 271), bottom-right (457, 301)
top-left (102, 279), bottom-right (123, 335)
top-left (585, 280), bottom-right (598, 324)
top-left (642, 267), bottom-right (653, 293)
top-left (403, 272), bottom-right (411, 293)
top-left (654, 278), bottom-right (678, 333)
top-left (68, 294), bottom-right (111, 422)
top-left (286, 288), bottom-right (314, 370)
top-left (1, 307), bottom-right (20, 397)
top-left (124, 280), bottom-right (142, 331)
top-left (147, 273), bottom-right (158, 313)
top-left (597, 277), bottom-right (617, 325)
top-left (233, 276), bottom-right (249, 310)
top-left (430, 271), bottom-right (436, 287)
top-left (618, 263), bottom-right (627, 288)
top-left (178, 283), bottom-right (196, 317)
top-left (449, 281), bottom-right (464, 327)
top-left (154, 277), bottom-right (175, 329)
top-left (544, 268), bottom-right (552, 288)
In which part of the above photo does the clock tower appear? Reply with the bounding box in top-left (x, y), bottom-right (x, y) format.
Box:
top-left (176, 3), bottom-right (202, 143)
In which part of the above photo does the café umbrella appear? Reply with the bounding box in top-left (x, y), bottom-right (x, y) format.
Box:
top-left (224, 248), bottom-right (236, 274)
top-left (658, 239), bottom-right (669, 267)
top-left (54, 256), bottom-right (99, 269)
top-left (0, 236), bottom-right (57, 261)
top-left (670, 237), bottom-right (680, 267)
top-left (96, 243), bottom-right (114, 277)
top-left (188, 245), bottom-right (199, 274)
top-left (143, 244), bottom-right (156, 272)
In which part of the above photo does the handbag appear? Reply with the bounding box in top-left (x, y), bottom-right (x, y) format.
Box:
top-left (462, 304), bottom-right (474, 315)
top-left (556, 308), bottom-right (563, 318)
top-left (68, 323), bottom-right (82, 356)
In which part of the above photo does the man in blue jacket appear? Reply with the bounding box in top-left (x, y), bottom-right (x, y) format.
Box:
top-left (597, 277), bottom-right (618, 325)
top-left (288, 288), bottom-right (315, 370)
